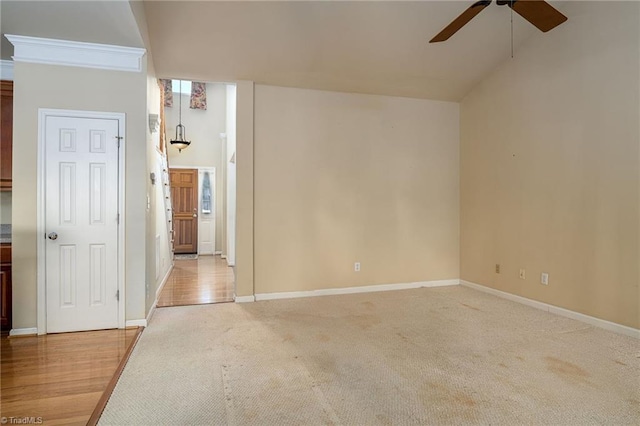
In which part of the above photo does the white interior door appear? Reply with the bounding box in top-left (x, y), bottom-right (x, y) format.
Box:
top-left (45, 115), bottom-right (120, 333)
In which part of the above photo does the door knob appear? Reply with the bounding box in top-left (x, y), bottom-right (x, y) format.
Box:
top-left (193, 213), bottom-right (198, 218)
top-left (48, 232), bottom-right (58, 240)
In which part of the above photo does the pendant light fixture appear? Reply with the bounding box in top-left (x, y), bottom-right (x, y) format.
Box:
top-left (170, 80), bottom-right (191, 152)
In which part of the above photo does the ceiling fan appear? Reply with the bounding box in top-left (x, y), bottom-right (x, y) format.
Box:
top-left (430, 0), bottom-right (567, 43)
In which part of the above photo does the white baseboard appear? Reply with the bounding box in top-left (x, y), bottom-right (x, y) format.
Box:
top-left (146, 264), bottom-right (174, 326)
top-left (125, 319), bottom-right (147, 328)
top-left (146, 301), bottom-right (157, 325)
top-left (9, 327), bottom-right (38, 337)
top-left (156, 264), bottom-right (174, 299)
top-left (221, 255), bottom-right (227, 259)
top-left (234, 295), bottom-right (256, 303)
top-left (255, 279), bottom-right (460, 302)
top-left (460, 280), bottom-right (640, 339)
top-left (215, 251), bottom-right (222, 255)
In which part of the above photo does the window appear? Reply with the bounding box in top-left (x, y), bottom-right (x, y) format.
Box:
top-left (201, 172), bottom-right (212, 214)
top-left (172, 79), bottom-right (192, 95)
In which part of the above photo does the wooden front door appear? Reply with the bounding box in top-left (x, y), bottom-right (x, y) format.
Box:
top-left (170, 169), bottom-right (198, 254)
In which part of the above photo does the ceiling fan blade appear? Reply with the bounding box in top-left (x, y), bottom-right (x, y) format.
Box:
top-left (509, 0), bottom-right (567, 32)
top-left (430, 0), bottom-right (492, 43)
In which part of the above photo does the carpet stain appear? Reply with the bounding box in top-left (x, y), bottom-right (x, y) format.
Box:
top-left (315, 353), bottom-right (337, 374)
top-left (375, 414), bottom-right (392, 425)
top-left (614, 360), bottom-right (627, 366)
top-left (266, 377), bottom-right (282, 390)
top-left (460, 303), bottom-right (481, 311)
top-left (348, 314), bottom-right (381, 330)
top-left (516, 356), bottom-right (525, 361)
top-left (361, 301), bottom-right (376, 310)
top-left (282, 333), bottom-right (295, 342)
top-left (396, 332), bottom-right (409, 342)
top-left (499, 362), bottom-right (508, 368)
top-left (316, 333), bottom-right (331, 342)
top-left (545, 356), bottom-right (590, 383)
top-left (422, 382), bottom-right (477, 408)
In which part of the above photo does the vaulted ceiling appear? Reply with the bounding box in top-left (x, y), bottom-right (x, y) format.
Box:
top-left (0, 1), bottom-right (144, 60)
top-left (2, 0), bottom-right (572, 101)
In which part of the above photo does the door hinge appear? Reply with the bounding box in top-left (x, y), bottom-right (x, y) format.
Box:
top-left (116, 290), bottom-right (120, 301)
top-left (115, 136), bottom-right (123, 148)
top-left (117, 213), bottom-right (120, 224)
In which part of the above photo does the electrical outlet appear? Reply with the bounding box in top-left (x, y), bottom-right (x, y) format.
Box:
top-left (541, 272), bottom-right (549, 285)
top-left (354, 262), bottom-right (361, 272)
top-left (495, 264), bottom-right (500, 274)
top-left (519, 269), bottom-right (526, 279)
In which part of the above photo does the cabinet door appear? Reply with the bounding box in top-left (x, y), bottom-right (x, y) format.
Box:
top-left (0, 264), bottom-right (10, 331)
top-left (1, 80), bottom-right (13, 190)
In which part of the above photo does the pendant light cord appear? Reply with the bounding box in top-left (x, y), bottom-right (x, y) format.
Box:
top-left (178, 80), bottom-right (183, 125)
top-left (510, 0), bottom-right (514, 58)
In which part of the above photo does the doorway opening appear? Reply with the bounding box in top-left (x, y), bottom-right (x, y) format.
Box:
top-left (157, 80), bottom-right (236, 307)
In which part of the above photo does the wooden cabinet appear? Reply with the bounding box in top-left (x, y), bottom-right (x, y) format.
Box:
top-left (1, 80), bottom-right (13, 191)
top-left (0, 244), bottom-right (11, 331)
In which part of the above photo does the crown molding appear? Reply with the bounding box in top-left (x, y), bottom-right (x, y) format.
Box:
top-left (5, 34), bottom-right (146, 73)
top-left (0, 60), bottom-right (14, 80)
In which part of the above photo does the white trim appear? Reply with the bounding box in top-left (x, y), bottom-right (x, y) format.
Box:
top-left (146, 301), bottom-right (158, 326)
top-left (156, 264), bottom-right (174, 300)
top-left (198, 167), bottom-right (216, 255)
top-left (5, 34), bottom-right (145, 73)
top-left (254, 279), bottom-right (460, 301)
top-left (234, 295), bottom-right (256, 303)
top-left (0, 60), bottom-right (14, 80)
top-left (9, 328), bottom-right (38, 337)
top-left (221, 254), bottom-right (227, 259)
top-left (37, 109), bottom-right (126, 335)
top-left (460, 280), bottom-right (640, 339)
top-left (146, 263), bottom-right (174, 326)
top-left (215, 251), bottom-right (222, 255)
top-left (125, 319), bottom-right (147, 328)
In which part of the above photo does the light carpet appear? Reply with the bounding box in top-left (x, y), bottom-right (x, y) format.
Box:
top-left (99, 286), bottom-right (639, 425)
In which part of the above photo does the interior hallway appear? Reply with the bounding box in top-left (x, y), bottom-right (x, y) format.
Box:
top-left (157, 255), bottom-right (235, 307)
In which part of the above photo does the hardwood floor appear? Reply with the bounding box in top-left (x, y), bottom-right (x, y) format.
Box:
top-left (0, 328), bottom-right (140, 425)
top-left (157, 255), bottom-right (234, 307)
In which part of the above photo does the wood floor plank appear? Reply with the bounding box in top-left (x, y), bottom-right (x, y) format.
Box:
top-left (157, 255), bottom-right (235, 307)
top-left (0, 327), bottom-right (139, 424)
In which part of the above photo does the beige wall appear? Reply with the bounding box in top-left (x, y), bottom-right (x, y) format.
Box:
top-left (460, 1), bottom-right (639, 328)
top-left (225, 84), bottom-right (237, 265)
top-left (253, 85), bottom-right (460, 294)
top-left (234, 81), bottom-right (254, 297)
top-left (166, 83), bottom-right (227, 253)
top-left (12, 61), bottom-right (148, 328)
top-left (144, 72), bottom-right (173, 315)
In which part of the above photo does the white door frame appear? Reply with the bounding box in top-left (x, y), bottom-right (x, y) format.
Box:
top-left (197, 167), bottom-right (216, 255)
top-left (36, 109), bottom-right (126, 334)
